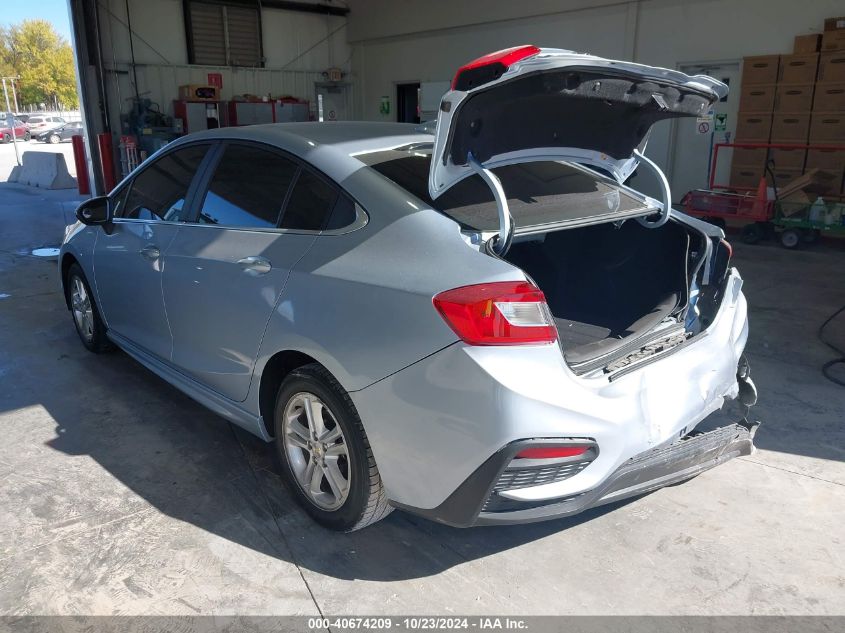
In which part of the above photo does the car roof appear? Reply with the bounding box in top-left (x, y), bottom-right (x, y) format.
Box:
top-left (174, 122), bottom-right (434, 183)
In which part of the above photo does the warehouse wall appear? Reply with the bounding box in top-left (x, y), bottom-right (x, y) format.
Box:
top-left (98, 0), bottom-right (350, 129)
top-left (347, 0), bottom-right (844, 194)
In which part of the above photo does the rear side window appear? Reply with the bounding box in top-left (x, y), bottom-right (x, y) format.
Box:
top-left (280, 170), bottom-right (338, 230)
top-left (120, 145), bottom-right (208, 221)
top-left (197, 144), bottom-right (297, 228)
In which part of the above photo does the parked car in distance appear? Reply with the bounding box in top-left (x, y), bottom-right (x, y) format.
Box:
top-left (25, 115), bottom-right (66, 131)
top-left (0, 114), bottom-right (30, 142)
top-left (36, 120), bottom-right (83, 144)
top-left (60, 47), bottom-right (759, 532)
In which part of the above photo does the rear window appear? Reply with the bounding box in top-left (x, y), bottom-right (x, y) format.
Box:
top-left (358, 150), bottom-right (650, 232)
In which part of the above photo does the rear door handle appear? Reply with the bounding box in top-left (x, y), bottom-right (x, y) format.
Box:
top-left (140, 245), bottom-right (160, 260)
top-left (237, 256), bottom-right (272, 276)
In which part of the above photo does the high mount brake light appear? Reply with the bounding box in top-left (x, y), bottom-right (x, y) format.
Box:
top-left (433, 281), bottom-right (557, 346)
top-left (451, 45), bottom-right (542, 91)
top-left (515, 446), bottom-right (590, 459)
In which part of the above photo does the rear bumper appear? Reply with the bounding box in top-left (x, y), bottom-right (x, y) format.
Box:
top-left (395, 420), bottom-right (758, 527)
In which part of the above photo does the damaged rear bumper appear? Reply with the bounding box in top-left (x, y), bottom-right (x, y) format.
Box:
top-left (397, 420), bottom-right (758, 527)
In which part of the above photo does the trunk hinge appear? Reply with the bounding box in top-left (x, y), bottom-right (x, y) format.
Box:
top-left (633, 149), bottom-right (671, 229)
top-left (468, 152), bottom-right (513, 255)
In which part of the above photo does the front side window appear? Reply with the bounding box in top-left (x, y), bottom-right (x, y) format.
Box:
top-left (120, 145), bottom-right (208, 221)
top-left (196, 144), bottom-right (298, 228)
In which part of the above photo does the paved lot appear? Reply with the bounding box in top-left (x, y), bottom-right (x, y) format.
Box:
top-left (0, 140), bottom-right (77, 182)
top-left (1, 184), bottom-right (844, 615)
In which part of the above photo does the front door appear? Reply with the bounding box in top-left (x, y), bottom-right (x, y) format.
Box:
top-left (163, 143), bottom-right (336, 402)
top-left (669, 62), bottom-right (741, 196)
top-left (93, 144), bottom-right (210, 359)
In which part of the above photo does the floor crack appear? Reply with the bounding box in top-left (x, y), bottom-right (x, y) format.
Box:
top-left (226, 423), bottom-right (327, 621)
top-left (738, 456), bottom-right (845, 487)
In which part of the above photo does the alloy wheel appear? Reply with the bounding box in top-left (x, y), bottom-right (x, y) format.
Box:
top-left (282, 391), bottom-right (350, 511)
top-left (70, 276), bottom-right (94, 342)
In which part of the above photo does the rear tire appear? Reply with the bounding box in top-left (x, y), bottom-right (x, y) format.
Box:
top-left (273, 363), bottom-right (392, 531)
top-left (66, 263), bottom-right (114, 353)
top-left (780, 228), bottom-right (801, 249)
top-left (48, 134), bottom-right (60, 144)
top-left (740, 223), bottom-right (762, 244)
top-left (2, 133), bottom-right (9, 143)
top-left (23, 131), bottom-right (30, 141)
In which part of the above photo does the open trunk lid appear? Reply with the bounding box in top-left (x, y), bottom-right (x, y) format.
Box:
top-left (428, 46), bottom-right (727, 200)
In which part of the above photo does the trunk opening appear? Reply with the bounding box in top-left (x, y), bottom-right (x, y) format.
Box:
top-left (504, 219), bottom-right (703, 371)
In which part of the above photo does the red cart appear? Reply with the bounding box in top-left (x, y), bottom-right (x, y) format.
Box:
top-left (680, 141), bottom-right (845, 244)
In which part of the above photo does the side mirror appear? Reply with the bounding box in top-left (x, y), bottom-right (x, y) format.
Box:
top-left (76, 196), bottom-right (112, 226)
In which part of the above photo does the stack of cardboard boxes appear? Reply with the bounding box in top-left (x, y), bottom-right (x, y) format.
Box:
top-left (731, 17), bottom-right (845, 200)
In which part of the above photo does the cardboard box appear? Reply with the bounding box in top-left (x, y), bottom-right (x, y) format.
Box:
top-left (769, 147), bottom-right (807, 169)
top-left (813, 82), bottom-right (845, 111)
top-left (794, 34), bottom-right (821, 53)
top-left (734, 113), bottom-right (773, 141)
top-left (818, 52), bottom-right (845, 82)
top-left (178, 84), bottom-right (219, 101)
top-left (778, 54), bottom-right (819, 83)
top-left (742, 55), bottom-right (780, 84)
top-left (769, 167), bottom-right (803, 188)
top-left (822, 30), bottom-right (845, 52)
top-left (809, 168), bottom-right (845, 196)
top-left (810, 113), bottom-right (845, 142)
top-left (806, 146), bottom-right (845, 171)
top-left (824, 16), bottom-right (845, 31)
top-left (771, 113), bottom-right (811, 142)
top-left (730, 163), bottom-right (763, 190)
top-left (775, 84), bottom-right (814, 111)
top-left (739, 84), bottom-right (776, 112)
top-left (732, 146), bottom-right (768, 167)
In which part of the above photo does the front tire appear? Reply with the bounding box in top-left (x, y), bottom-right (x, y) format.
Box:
top-left (66, 263), bottom-right (113, 353)
top-left (273, 363), bottom-right (392, 531)
top-left (23, 131), bottom-right (30, 141)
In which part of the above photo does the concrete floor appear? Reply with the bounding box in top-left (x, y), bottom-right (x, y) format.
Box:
top-left (1, 182), bottom-right (844, 616)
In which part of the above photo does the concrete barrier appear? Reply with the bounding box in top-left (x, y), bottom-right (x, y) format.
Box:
top-left (8, 151), bottom-right (77, 190)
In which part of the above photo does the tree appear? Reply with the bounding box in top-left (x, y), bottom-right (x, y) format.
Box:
top-left (0, 19), bottom-right (78, 110)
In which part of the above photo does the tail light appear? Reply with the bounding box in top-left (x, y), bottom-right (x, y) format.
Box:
top-left (451, 45), bottom-right (541, 91)
top-left (433, 281), bottom-right (557, 346)
top-left (720, 238), bottom-right (733, 259)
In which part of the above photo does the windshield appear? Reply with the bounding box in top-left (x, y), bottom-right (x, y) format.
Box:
top-left (358, 148), bottom-right (652, 232)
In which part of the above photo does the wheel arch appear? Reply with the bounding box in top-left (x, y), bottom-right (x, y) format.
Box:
top-left (258, 349), bottom-right (328, 439)
top-left (60, 253), bottom-right (80, 309)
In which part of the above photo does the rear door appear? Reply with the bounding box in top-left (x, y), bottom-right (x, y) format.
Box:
top-left (429, 47), bottom-right (727, 199)
top-left (162, 142), bottom-right (338, 402)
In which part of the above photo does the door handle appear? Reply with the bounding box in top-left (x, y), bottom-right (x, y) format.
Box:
top-left (237, 256), bottom-right (272, 276)
top-left (139, 245), bottom-right (161, 260)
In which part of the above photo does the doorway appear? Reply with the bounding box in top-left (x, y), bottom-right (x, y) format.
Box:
top-left (396, 83), bottom-right (420, 123)
top-left (669, 62), bottom-right (740, 199)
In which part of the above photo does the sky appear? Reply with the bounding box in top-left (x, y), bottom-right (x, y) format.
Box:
top-left (1, 0), bottom-right (72, 41)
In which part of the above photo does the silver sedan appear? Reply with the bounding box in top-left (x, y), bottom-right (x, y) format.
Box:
top-left (61, 48), bottom-right (757, 530)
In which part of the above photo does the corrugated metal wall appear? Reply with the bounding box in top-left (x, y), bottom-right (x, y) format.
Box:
top-left (99, 0), bottom-right (351, 129)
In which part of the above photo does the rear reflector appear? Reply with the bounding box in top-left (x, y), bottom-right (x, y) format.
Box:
top-left (451, 45), bottom-right (541, 90)
top-left (515, 446), bottom-right (590, 459)
top-left (433, 281), bottom-right (557, 346)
